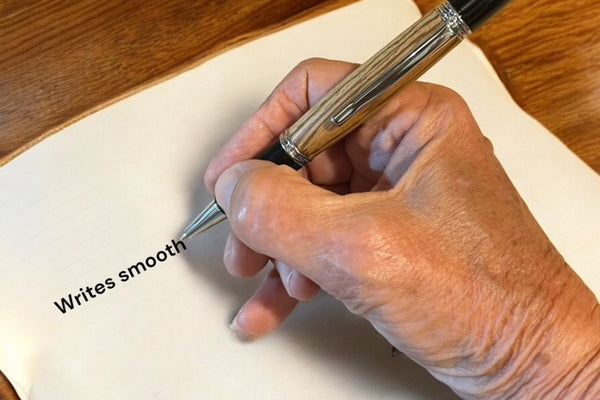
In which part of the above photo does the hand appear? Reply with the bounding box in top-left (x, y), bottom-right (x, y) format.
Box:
top-left (204, 58), bottom-right (600, 399)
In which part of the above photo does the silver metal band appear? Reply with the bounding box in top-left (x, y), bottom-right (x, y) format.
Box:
top-left (280, 134), bottom-right (311, 166)
top-left (439, 2), bottom-right (471, 38)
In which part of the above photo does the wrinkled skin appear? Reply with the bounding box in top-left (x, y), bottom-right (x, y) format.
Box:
top-left (203, 58), bottom-right (600, 399)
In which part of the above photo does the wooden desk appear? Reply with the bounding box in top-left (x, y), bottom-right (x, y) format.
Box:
top-left (1, 0), bottom-right (598, 397)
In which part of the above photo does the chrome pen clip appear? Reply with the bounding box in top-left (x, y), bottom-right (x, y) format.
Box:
top-left (330, 60), bottom-right (418, 127)
top-left (329, 38), bottom-right (434, 128)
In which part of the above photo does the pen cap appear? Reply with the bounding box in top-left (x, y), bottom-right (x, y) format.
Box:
top-left (448, 0), bottom-right (512, 31)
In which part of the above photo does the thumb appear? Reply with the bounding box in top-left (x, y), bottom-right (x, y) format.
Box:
top-left (214, 160), bottom-right (357, 285)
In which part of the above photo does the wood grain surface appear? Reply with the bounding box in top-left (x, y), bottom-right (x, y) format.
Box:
top-left (0, 0), bottom-right (359, 166)
top-left (0, 372), bottom-right (18, 400)
top-left (1, 0), bottom-right (599, 397)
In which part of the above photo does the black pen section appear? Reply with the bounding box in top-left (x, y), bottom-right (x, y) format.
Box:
top-left (258, 140), bottom-right (304, 170)
top-left (448, 0), bottom-right (512, 31)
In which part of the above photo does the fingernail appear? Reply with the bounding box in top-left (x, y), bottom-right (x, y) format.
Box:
top-left (223, 234), bottom-right (233, 264)
top-left (229, 307), bottom-right (253, 342)
top-left (284, 269), bottom-right (299, 300)
top-left (215, 166), bottom-right (243, 215)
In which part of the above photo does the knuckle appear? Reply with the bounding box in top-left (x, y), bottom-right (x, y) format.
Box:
top-left (422, 85), bottom-right (485, 144)
top-left (431, 84), bottom-right (464, 104)
top-left (430, 86), bottom-right (470, 120)
top-left (295, 57), bottom-right (326, 71)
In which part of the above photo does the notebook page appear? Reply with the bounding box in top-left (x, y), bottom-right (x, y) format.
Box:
top-left (1, 0), bottom-right (598, 398)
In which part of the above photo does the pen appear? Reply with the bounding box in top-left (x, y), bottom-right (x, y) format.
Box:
top-left (180, 0), bottom-right (511, 240)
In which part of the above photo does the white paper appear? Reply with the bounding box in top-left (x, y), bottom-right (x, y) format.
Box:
top-left (1, 0), bottom-right (598, 398)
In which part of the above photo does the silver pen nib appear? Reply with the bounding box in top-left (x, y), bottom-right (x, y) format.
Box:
top-left (180, 200), bottom-right (227, 240)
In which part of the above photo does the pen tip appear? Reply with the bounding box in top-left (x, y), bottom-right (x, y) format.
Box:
top-left (179, 199), bottom-right (227, 241)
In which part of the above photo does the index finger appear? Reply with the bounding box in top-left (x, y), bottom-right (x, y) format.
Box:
top-left (203, 58), bottom-right (358, 193)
